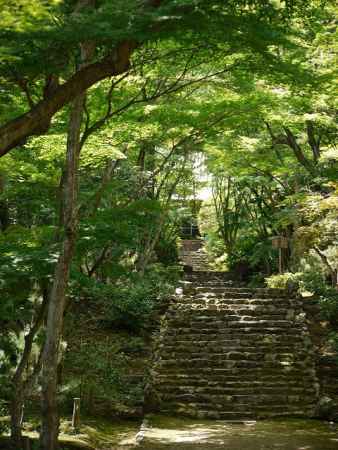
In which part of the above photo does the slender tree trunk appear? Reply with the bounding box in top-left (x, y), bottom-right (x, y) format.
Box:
top-left (136, 215), bottom-right (166, 275)
top-left (10, 390), bottom-right (24, 449)
top-left (40, 91), bottom-right (85, 450)
top-left (10, 290), bottom-right (48, 449)
top-left (40, 5), bottom-right (95, 445)
top-left (0, 173), bottom-right (9, 231)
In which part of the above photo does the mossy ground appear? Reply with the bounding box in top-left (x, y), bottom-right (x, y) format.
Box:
top-left (0, 415), bottom-right (141, 449)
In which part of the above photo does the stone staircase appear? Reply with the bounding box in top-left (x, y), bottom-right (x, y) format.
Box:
top-left (179, 239), bottom-right (211, 272)
top-left (147, 272), bottom-right (320, 420)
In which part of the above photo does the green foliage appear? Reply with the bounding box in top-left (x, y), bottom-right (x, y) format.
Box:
top-left (0, 225), bottom-right (55, 331)
top-left (0, 333), bottom-right (17, 400)
top-left (266, 266), bottom-right (338, 325)
top-left (155, 237), bottom-right (179, 266)
top-left (0, 399), bottom-right (9, 435)
top-left (265, 272), bottom-right (303, 289)
top-left (63, 336), bottom-right (145, 411)
top-left (300, 263), bottom-right (338, 325)
top-left (74, 264), bottom-right (177, 332)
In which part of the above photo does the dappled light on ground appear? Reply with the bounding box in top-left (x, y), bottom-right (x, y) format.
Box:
top-left (138, 417), bottom-right (338, 450)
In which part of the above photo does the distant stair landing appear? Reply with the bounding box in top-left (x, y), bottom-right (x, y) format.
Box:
top-left (179, 239), bottom-right (212, 272)
top-left (147, 242), bottom-right (320, 420)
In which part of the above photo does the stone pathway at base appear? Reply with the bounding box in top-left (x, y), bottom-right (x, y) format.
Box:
top-left (137, 416), bottom-right (338, 450)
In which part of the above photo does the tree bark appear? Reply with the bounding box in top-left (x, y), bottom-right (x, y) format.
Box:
top-left (306, 120), bottom-right (321, 162)
top-left (283, 127), bottom-right (316, 175)
top-left (136, 214), bottom-right (166, 275)
top-left (10, 390), bottom-right (24, 450)
top-left (265, 122), bottom-right (317, 176)
top-left (40, 90), bottom-right (84, 450)
top-left (40, 2), bottom-right (97, 445)
top-left (0, 173), bottom-right (9, 230)
top-left (10, 290), bottom-right (48, 449)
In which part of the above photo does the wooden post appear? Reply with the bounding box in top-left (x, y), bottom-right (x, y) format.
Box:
top-left (271, 236), bottom-right (288, 274)
top-left (279, 248), bottom-right (283, 274)
top-left (20, 404), bottom-right (24, 427)
top-left (72, 398), bottom-right (81, 430)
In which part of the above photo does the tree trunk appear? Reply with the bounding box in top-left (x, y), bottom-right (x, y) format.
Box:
top-left (40, 4), bottom-right (97, 444)
top-left (40, 90), bottom-right (85, 450)
top-left (136, 225), bottom-right (162, 275)
top-left (10, 289), bottom-right (48, 449)
top-left (10, 390), bottom-right (24, 450)
top-left (0, 173), bottom-right (9, 231)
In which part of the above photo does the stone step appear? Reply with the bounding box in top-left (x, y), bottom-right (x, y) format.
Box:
top-left (213, 298), bottom-right (297, 304)
top-left (170, 308), bottom-right (299, 316)
top-left (160, 334), bottom-right (306, 342)
top-left (157, 392), bottom-right (316, 405)
top-left (152, 380), bottom-right (317, 391)
top-left (164, 325), bottom-right (303, 333)
top-left (152, 367), bottom-right (317, 379)
top-left (156, 359), bottom-right (314, 370)
top-left (159, 339), bottom-right (308, 349)
top-left (163, 330), bottom-right (306, 339)
top-left (157, 346), bottom-right (307, 355)
top-left (161, 401), bottom-right (316, 415)
top-left (192, 295), bottom-right (292, 302)
top-left (154, 384), bottom-right (316, 395)
top-left (160, 409), bottom-right (256, 420)
top-left (168, 306), bottom-right (297, 315)
top-left (158, 338), bottom-right (311, 347)
top-left (165, 318), bottom-right (302, 326)
top-left (159, 340), bottom-right (310, 351)
top-left (157, 348), bottom-right (315, 358)
top-left (167, 307), bottom-right (297, 316)
top-left (155, 363), bottom-right (314, 372)
top-left (163, 326), bottom-right (305, 335)
top-left (157, 351), bottom-right (309, 360)
top-left (167, 317), bottom-right (295, 325)
top-left (194, 287), bottom-right (287, 295)
top-left (166, 318), bottom-right (299, 326)
top-left (153, 375), bottom-right (318, 386)
top-left (176, 298), bottom-right (298, 305)
top-left (172, 300), bottom-right (298, 308)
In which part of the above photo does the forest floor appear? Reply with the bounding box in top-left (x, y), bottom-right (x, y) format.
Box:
top-left (1, 415), bottom-right (338, 449)
top-left (137, 415), bottom-right (338, 450)
top-left (0, 415), bottom-right (140, 449)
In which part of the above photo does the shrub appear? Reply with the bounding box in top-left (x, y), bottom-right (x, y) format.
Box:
top-left (0, 400), bottom-right (9, 435)
top-left (62, 336), bottom-right (146, 414)
top-left (266, 268), bottom-right (338, 326)
top-left (265, 272), bottom-right (303, 290)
